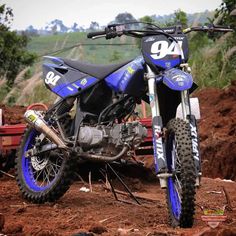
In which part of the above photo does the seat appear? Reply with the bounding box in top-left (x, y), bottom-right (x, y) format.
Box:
top-left (63, 58), bottom-right (132, 79)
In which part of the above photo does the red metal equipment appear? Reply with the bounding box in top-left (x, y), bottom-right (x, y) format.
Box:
top-left (0, 124), bottom-right (26, 156)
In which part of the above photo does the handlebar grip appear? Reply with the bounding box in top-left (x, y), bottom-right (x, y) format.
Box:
top-left (213, 25), bottom-right (230, 29)
top-left (213, 25), bottom-right (233, 32)
top-left (87, 30), bottom-right (106, 38)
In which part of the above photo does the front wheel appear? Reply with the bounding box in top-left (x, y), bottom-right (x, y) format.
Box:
top-left (165, 118), bottom-right (196, 228)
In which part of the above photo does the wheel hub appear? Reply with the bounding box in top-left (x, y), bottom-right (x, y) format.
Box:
top-left (31, 156), bottom-right (48, 171)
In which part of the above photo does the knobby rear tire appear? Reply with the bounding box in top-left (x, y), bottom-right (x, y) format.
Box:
top-left (15, 117), bottom-right (76, 203)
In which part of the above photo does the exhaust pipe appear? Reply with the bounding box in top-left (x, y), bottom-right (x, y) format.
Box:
top-left (78, 146), bottom-right (129, 162)
top-left (24, 110), bottom-right (67, 149)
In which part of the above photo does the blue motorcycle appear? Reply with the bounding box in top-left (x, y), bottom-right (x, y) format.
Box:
top-left (15, 22), bottom-right (232, 227)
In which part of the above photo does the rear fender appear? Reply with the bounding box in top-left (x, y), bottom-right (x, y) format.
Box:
top-left (42, 57), bottom-right (98, 98)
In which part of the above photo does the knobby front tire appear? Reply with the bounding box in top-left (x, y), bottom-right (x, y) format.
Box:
top-left (165, 118), bottom-right (196, 228)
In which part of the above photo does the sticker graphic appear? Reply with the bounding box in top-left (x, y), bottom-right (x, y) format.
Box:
top-left (45, 71), bottom-right (61, 86)
top-left (150, 40), bottom-right (183, 60)
top-left (127, 66), bottom-right (135, 75)
top-left (80, 78), bottom-right (87, 86)
top-left (201, 209), bottom-right (227, 228)
top-left (149, 94), bottom-right (155, 108)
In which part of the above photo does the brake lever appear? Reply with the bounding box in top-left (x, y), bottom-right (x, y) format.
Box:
top-left (91, 35), bottom-right (106, 40)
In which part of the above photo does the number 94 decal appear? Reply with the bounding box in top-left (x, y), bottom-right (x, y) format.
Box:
top-left (151, 40), bottom-right (184, 60)
top-left (45, 71), bottom-right (61, 86)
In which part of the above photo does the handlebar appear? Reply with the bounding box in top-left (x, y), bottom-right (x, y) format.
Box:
top-left (87, 30), bottom-right (106, 39)
top-left (87, 23), bottom-right (233, 40)
top-left (183, 25), bottom-right (233, 33)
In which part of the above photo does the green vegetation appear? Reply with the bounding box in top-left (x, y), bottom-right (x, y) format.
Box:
top-left (0, 4), bottom-right (36, 86)
top-left (0, 84), bottom-right (10, 101)
top-left (28, 32), bottom-right (140, 64)
top-left (189, 0), bottom-right (236, 88)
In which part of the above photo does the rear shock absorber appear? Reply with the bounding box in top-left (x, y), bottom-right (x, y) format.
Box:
top-left (56, 97), bottom-right (75, 116)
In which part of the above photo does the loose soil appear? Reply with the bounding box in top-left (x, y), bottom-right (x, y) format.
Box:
top-left (0, 104), bottom-right (26, 125)
top-left (195, 80), bottom-right (236, 181)
top-left (0, 80), bottom-right (236, 235)
top-left (0, 177), bottom-right (236, 236)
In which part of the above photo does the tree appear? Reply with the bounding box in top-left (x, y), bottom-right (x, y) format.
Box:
top-left (24, 25), bottom-right (39, 37)
top-left (214, 0), bottom-right (236, 27)
top-left (0, 4), bottom-right (13, 31)
top-left (0, 4), bottom-right (36, 86)
top-left (136, 16), bottom-right (156, 49)
top-left (114, 12), bottom-right (137, 24)
top-left (174, 9), bottom-right (188, 28)
top-left (89, 21), bottom-right (99, 31)
top-left (71, 23), bottom-right (79, 32)
top-left (139, 15), bottom-right (155, 24)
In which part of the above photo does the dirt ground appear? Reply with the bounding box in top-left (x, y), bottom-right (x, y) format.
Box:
top-left (0, 104), bottom-right (26, 125)
top-left (0, 80), bottom-right (236, 235)
top-left (195, 80), bottom-right (236, 181)
top-left (0, 176), bottom-right (236, 236)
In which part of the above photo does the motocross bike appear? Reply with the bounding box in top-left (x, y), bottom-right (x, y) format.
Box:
top-left (15, 22), bottom-right (232, 227)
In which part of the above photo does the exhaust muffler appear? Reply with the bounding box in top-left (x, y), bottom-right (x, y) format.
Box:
top-left (24, 110), bottom-right (67, 149)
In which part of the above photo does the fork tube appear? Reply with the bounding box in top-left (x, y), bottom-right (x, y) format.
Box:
top-left (147, 67), bottom-right (160, 117)
top-left (180, 90), bottom-right (191, 120)
top-left (146, 66), bottom-right (167, 179)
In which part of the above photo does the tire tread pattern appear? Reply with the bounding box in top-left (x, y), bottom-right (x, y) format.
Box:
top-left (166, 118), bottom-right (196, 228)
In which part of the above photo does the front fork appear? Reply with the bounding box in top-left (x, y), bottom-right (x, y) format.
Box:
top-left (180, 89), bottom-right (202, 186)
top-left (146, 66), bottom-right (201, 188)
top-left (146, 66), bottom-right (170, 188)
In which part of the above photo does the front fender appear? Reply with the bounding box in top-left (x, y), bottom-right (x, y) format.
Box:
top-left (162, 68), bottom-right (193, 91)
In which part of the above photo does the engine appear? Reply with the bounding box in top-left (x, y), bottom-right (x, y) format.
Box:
top-left (78, 121), bottom-right (147, 155)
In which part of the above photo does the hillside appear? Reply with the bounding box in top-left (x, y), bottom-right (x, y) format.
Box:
top-left (1, 23), bottom-right (236, 106)
top-left (27, 32), bottom-right (139, 64)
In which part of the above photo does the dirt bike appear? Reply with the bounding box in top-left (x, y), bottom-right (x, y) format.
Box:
top-left (15, 22), bottom-right (232, 228)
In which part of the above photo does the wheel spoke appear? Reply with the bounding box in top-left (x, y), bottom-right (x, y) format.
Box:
top-left (49, 162), bottom-right (58, 177)
top-left (34, 168), bottom-right (44, 183)
top-left (44, 166), bottom-right (51, 184)
top-left (27, 148), bottom-right (65, 188)
top-left (50, 161), bottom-right (61, 170)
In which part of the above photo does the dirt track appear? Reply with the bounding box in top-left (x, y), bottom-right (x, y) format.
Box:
top-left (0, 80), bottom-right (236, 235)
top-left (0, 177), bottom-right (236, 235)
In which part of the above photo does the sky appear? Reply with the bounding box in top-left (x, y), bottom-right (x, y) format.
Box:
top-left (3, 0), bottom-right (222, 30)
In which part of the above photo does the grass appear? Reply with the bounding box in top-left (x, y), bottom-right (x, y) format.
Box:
top-left (189, 32), bottom-right (236, 88)
top-left (28, 32), bottom-right (140, 64)
top-left (0, 83), bottom-right (10, 102)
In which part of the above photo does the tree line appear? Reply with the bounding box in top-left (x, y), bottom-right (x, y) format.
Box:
top-left (0, 1), bottom-right (235, 88)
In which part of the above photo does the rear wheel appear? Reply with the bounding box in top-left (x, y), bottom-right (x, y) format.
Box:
top-left (165, 118), bottom-right (196, 228)
top-left (15, 117), bottom-right (76, 203)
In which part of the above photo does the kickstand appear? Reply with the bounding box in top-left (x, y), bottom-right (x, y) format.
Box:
top-left (105, 163), bottom-right (141, 205)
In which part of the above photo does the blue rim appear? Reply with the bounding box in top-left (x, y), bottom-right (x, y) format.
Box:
top-left (167, 177), bottom-right (181, 219)
top-left (167, 134), bottom-right (181, 220)
top-left (21, 130), bottom-right (55, 192)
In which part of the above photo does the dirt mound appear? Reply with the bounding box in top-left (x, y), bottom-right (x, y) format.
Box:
top-left (0, 104), bottom-right (26, 125)
top-left (195, 80), bottom-right (236, 180)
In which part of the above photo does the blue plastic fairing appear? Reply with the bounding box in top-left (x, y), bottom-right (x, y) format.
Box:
top-left (162, 68), bottom-right (193, 91)
top-left (145, 53), bottom-right (181, 69)
top-left (105, 56), bottom-right (145, 95)
top-left (52, 76), bottom-right (98, 97)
